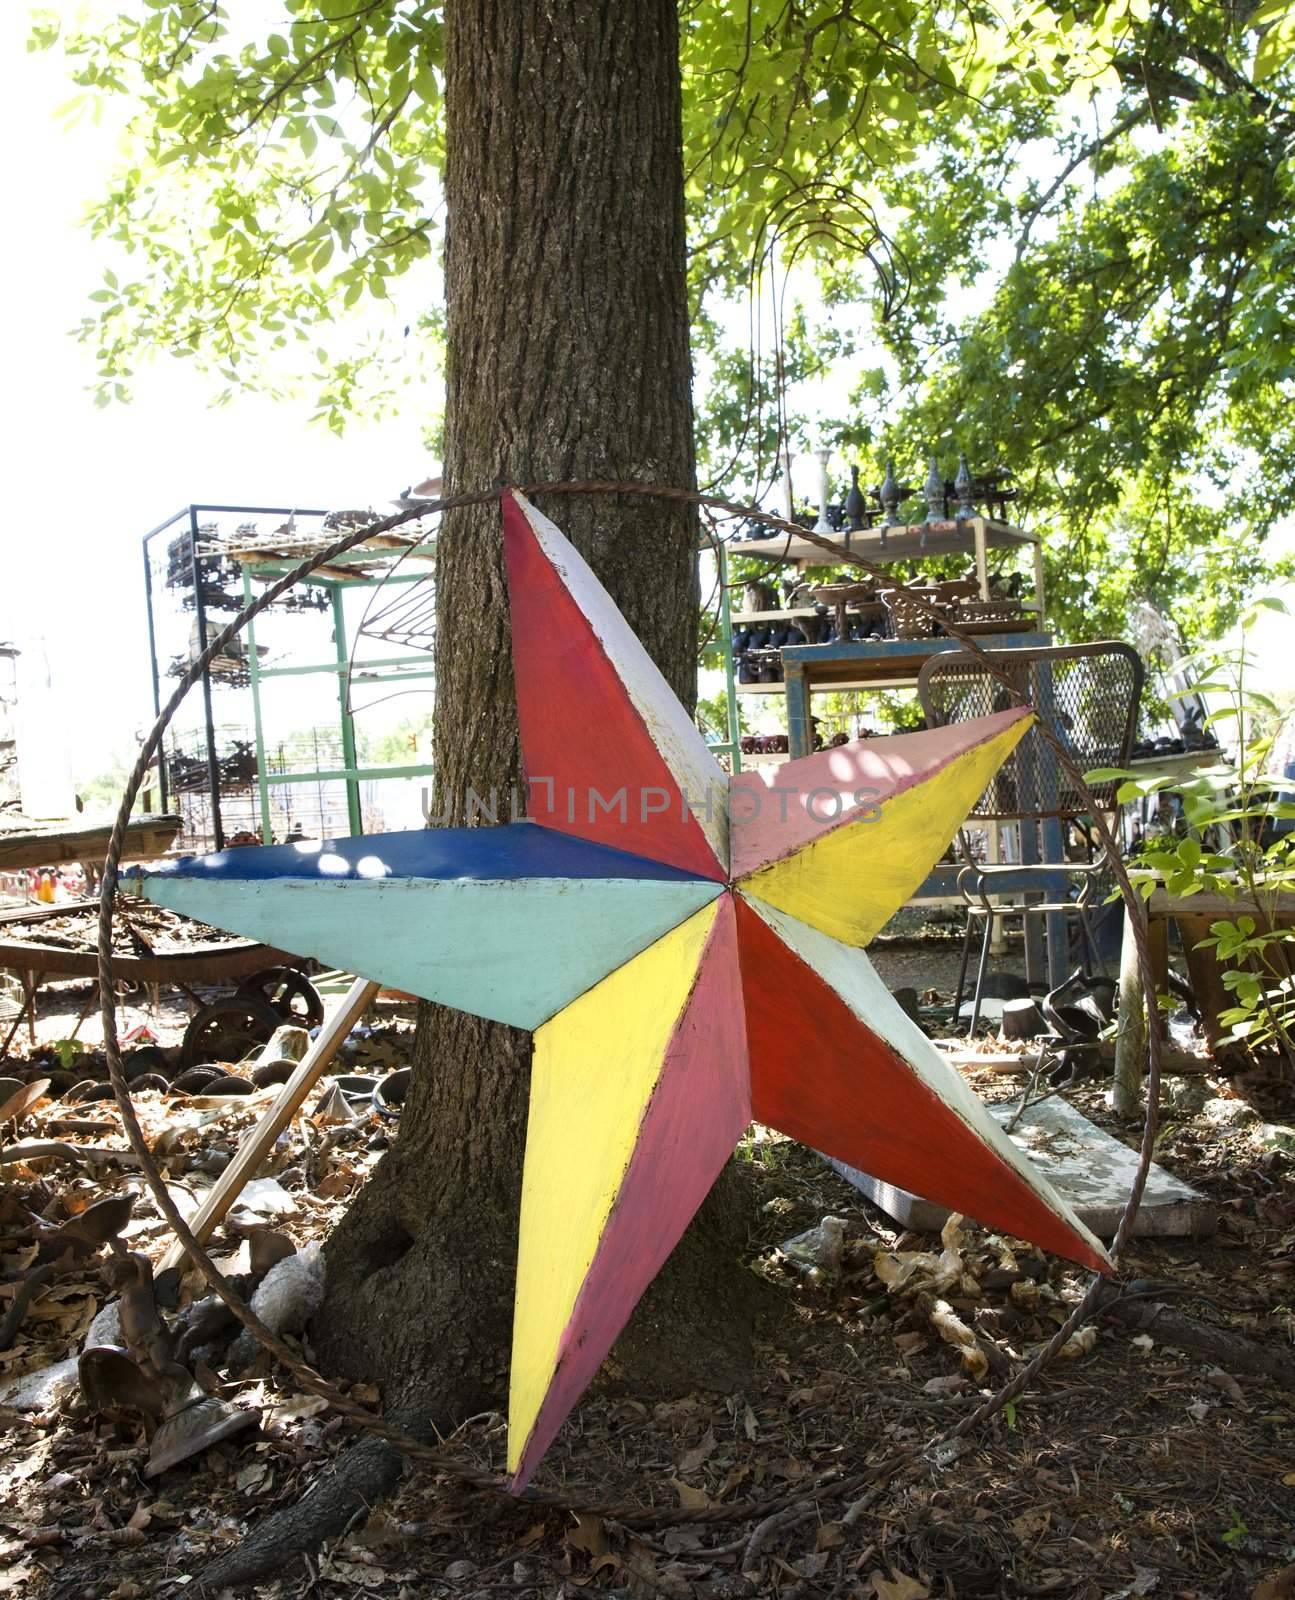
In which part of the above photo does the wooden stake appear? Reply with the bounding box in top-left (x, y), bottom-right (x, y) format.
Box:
top-left (160, 976), bottom-right (380, 1270)
top-left (1113, 904), bottom-right (1167, 1118)
top-left (1113, 902), bottom-right (1145, 1119)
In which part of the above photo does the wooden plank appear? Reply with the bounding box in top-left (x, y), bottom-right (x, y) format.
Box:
top-left (729, 608), bottom-right (822, 623)
top-left (503, 493), bottom-right (728, 878)
top-left (737, 713), bottom-right (1031, 947)
top-left (509, 897), bottom-right (749, 1489)
top-left (1176, 910), bottom-right (1239, 1053)
top-left (0, 899), bottom-right (96, 927)
top-left (0, 932), bottom-right (298, 984)
top-left (735, 895), bottom-right (1109, 1272)
top-left (141, 870), bottom-right (722, 1032)
top-left (0, 815), bottom-right (181, 871)
top-left (159, 980), bottom-right (379, 1271)
top-left (1146, 887), bottom-right (1295, 919)
top-left (729, 710), bottom-right (1031, 879)
top-left (509, 900), bottom-right (721, 1480)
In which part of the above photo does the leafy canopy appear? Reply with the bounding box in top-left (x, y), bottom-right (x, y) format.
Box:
top-left (40, 0), bottom-right (1132, 422)
top-left (36, 0), bottom-right (1295, 645)
top-left (840, 0), bottom-right (1295, 644)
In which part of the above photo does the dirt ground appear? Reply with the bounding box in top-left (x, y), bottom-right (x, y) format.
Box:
top-left (1, 932), bottom-right (1293, 1600)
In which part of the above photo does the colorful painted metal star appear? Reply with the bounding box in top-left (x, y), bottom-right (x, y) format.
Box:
top-left (137, 491), bottom-right (1110, 1490)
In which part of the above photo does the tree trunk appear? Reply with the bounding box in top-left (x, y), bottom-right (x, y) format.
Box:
top-left (316, 0), bottom-right (770, 1428)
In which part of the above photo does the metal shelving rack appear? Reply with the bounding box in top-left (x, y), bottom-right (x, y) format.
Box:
top-left (728, 515), bottom-right (1045, 695)
top-left (143, 504), bottom-right (437, 852)
top-left (708, 511), bottom-right (1047, 763)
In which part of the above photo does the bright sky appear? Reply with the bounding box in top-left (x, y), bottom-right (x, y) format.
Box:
top-left (0, 5), bottom-right (436, 797)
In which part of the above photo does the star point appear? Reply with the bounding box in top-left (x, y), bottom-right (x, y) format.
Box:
top-left (133, 491), bottom-right (1109, 1493)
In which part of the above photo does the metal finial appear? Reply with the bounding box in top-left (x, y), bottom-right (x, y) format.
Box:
top-left (880, 459), bottom-right (901, 527)
top-left (954, 452), bottom-right (975, 521)
top-left (844, 464), bottom-right (866, 532)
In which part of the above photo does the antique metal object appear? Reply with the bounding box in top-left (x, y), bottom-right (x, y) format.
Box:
top-left (844, 465), bottom-right (866, 532)
top-left (954, 452), bottom-right (976, 520)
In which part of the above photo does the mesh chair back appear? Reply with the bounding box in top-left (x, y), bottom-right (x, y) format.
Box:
top-left (917, 642), bottom-right (1144, 821)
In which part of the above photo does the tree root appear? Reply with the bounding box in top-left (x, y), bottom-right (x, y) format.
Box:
top-left (1095, 1279), bottom-right (1295, 1386)
top-left (0, 1263), bottom-right (56, 1351)
top-left (195, 1412), bottom-right (431, 1595)
top-left (0, 1141), bottom-right (141, 1167)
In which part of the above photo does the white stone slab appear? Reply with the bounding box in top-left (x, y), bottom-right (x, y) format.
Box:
top-left (830, 1094), bottom-right (1215, 1240)
top-left (0, 1355), bottom-right (80, 1413)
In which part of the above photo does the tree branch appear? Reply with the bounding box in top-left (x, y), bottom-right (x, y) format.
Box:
top-left (1014, 105), bottom-right (1150, 263)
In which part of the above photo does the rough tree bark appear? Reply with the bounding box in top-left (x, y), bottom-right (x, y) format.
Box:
top-left (315, 0), bottom-right (770, 1428)
top-left (195, 7), bottom-right (777, 1587)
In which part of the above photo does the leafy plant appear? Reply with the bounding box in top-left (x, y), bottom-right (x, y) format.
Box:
top-left (50, 1038), bottom-right (86, 1071)
top-left (1099, 598), bottom-right (1295, 1067)
top-left (1219, 1507), bottom-right (1250, 1547)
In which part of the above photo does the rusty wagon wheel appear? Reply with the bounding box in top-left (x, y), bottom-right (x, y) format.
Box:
top-left (236, 965), bottom-right (325, 1031)
top-left (180, 994), bottom-right (283, 1069)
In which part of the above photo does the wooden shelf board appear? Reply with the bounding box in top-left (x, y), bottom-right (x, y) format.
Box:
top-left (736, 676), bottom-right (921, 694)
top-left (0, 815), bottom-right (182, 872)
top-left (729, 608), bottom-right (821, 623)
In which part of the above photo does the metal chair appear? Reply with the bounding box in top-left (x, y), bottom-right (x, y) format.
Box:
top-left (917, 641), bottom-right (1144, 1033)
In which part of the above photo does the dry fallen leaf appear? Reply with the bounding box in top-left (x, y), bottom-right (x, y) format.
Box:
top-left (265, 1393), bottom-right (329, 1428)
top-left (868, 1569), bottom-right (930, 1600)
top-left (677, 1425), bottom-right (716, 1475)
top-left (566, 1512), bottom-right (610, 1558)
top-left (1057, 1325), bottom-right (1098, 1361)
top-left (930, 1300), bottom-right (989, 1382)
top-left (1205, 1368), bottom-right (1246, 1405)
top-left (1010, 1508), bottom-right (1051, 1540)
top-left (1010, 1279), bottom-right (1042, 1312)
top-left (667, 1477), bottom-right (712, 1510)
top-left (318, 1555), bottom-right (385, 1588)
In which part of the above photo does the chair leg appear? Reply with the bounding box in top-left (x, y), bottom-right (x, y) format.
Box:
top-left (954, 913), bottom-right (975, 1027)
top-left (969, 911), bottom-right (995, 1036)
